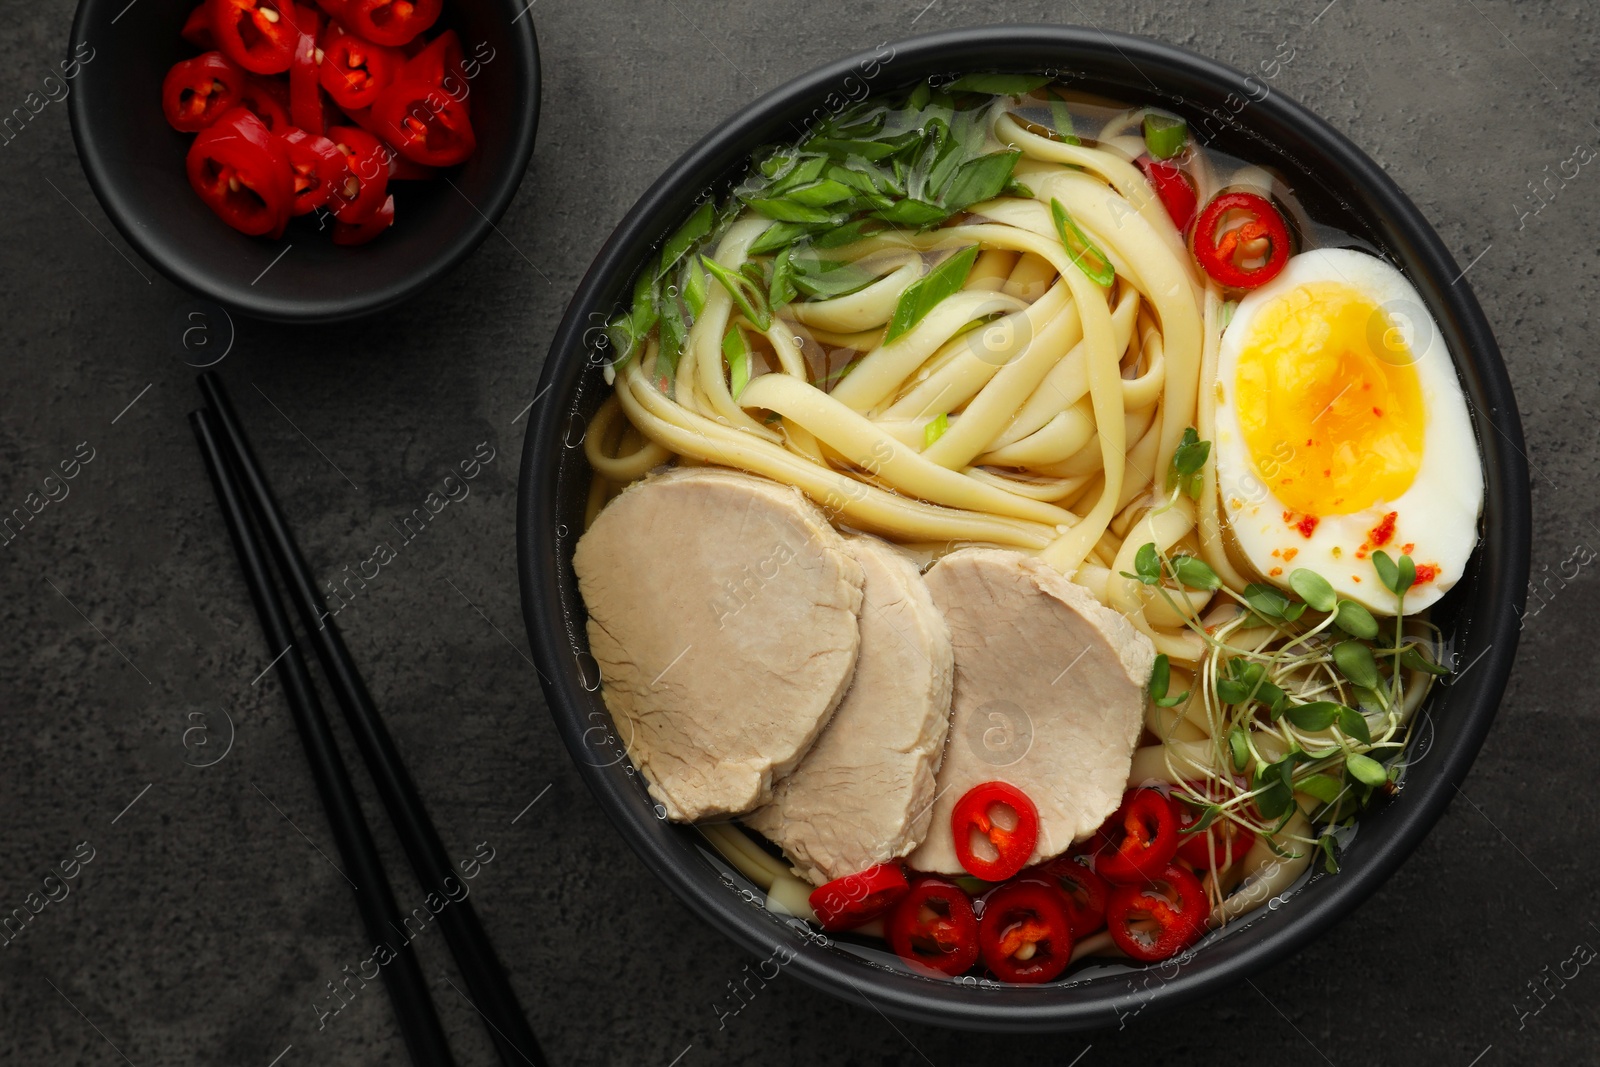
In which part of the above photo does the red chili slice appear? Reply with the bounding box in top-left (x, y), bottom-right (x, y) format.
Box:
top-left (288, 8), bottom-right (324, 133)
top-left (207, 0), bottom-right (301, 75)
top-left (1093, 788), bottom-right (1182, 885)
top-left (807, 864), bottom-right (909, 932)
top-left (371, 78), bottom-right (475, 167)
top-left (950, 781), bottom-right (1039, 883)
top-left (885, 877), bottom-right (979, 977)
top-left (1175, 805), bottom-right (1257, 871)
top-left (399, 29), bottom-right (463, 94)
top-left (1191, 190), bottom-right (1292, 290)
top-left (325, 123), bottom-right (390, 222)
top-left (278, 126), bottom-right (346, 215)
top-left (976, 879), bottom-right (1075, 984)
top-left (237, 76), bottom-right (292, 132)
top-left (341, 0), bottom-right (441, 47)
top-left (185, 107), bottom-right (293, 237)
top-left (162, 51), bottom-right (246, 132)
top-left (1136, 156), bottom-right (1199, 232)
top-left (1033, 855), bottom-right (1108, 938)
top-left (319, 27), bottom-right (400, 110)
top-left (1104, 863), bottom-right (1208, 963)
top-left (181, 3), bottom-right (218, 48)
top-left (331, 192), bottom-right (394, 244)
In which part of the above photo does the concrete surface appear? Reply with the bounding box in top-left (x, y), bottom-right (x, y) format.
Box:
top-left (1, 0), bottom-right (1596, 1064)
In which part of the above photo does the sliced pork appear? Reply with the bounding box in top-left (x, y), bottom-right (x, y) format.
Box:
top-left (745, 535), bottom-right (955, 884)
top-left (573, 467), bottom-right (864, 822)
top-left (905, 548), bottom-right (1155, 874)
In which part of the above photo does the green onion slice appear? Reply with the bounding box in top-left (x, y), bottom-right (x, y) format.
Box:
top-left (1049, 198), bottom-right (1115, 288)
top-left (1143, 113), bottom-right (1187, 160)
top-left (886, 245), bottom-right (980, 341)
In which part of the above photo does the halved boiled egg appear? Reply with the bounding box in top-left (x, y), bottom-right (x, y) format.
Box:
top-left (1213, 247), bottom-right (1483, 614)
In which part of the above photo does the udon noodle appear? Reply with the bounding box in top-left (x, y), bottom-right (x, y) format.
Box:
top-left (582, 83), bottom-right (1444, 932)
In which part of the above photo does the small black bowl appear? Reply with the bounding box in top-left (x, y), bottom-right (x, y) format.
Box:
top-left (67, 0), bottom-right (539, 323)
top-left (518, 26), bottom-right (1531, 1031)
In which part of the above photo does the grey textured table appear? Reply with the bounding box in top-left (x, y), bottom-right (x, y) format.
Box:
top-left (2, 1), bottom-right (1593, 1064)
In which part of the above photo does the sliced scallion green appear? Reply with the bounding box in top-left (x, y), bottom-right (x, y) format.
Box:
top-left (700, 254), bottom-right (772, 331)
top-left (787, 254), bottom-right (879, 300)
top-left (1142, 112), bottom-right (1187, 160)
top-left (942, 150), bottom-right (1023, 214)
top-left (745, 197), bottom-right (840, 225)
top-left (946, 73), bottom-right (1052, 96)
top-left (768, 249), bottom-right (797, 309)
top-left (885, 245), bottom-right (979, 342)
top-left (749, 221), bottom-right (825, 256)
top-left (1048, 90), bottom-right (1081, 145)
top-left (1049, 198), bottom-right (1115, 288)
top-left (659, 202), bottom-right (715, 276)
top-left (657, 294), bottom-right (687, 388)
top-left (681, 261), bottom-right (708, 317)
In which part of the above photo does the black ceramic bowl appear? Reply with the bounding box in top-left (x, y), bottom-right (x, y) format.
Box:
top-left (67, 0), bottom-right (539, 322)
top-left (518, 26), bottom-right (1531, 1031)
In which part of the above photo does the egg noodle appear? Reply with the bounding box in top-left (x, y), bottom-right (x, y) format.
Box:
top-left (583, 84), bottom-right (1446, 937)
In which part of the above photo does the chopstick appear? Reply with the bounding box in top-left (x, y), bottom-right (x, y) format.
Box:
top-left (195, 374), bottom-right (548, 1067)
top-left (190, 408), bottom-right (458, 1067)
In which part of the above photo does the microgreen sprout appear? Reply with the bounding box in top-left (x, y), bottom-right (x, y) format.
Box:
top-left (1129, 536), bottom-right (1449, 886)
top-left (1167, 427), bottom-right (1210, 501)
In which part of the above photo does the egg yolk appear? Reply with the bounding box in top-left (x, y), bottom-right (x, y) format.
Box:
top-left (1235, 281), bottom-right (1425, 516)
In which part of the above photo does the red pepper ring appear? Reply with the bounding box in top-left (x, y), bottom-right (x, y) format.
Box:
top-left (341, 0), bottom-right (441, 47)
top-left (400, 29), bottom-right (465, 98)
top-left (161, 51), bottom-right (247, 132)
top-left (206, 0), bottom-right (301, 75)
top-left (950, 781), bottom-right (1040, 883)
top-left (332, 192), bottom-right (395, 245)
top-left (1033, 855), bottom-right (1109, 938)
top-left (185, 107), bottom-right (294, 237)
top-left (237, 76), bottom-right (292, 132)
top-left (318, 28), bottom-right (401, 110)
top-left (278, 126), bottom-right (346, 215)
top-left (977, 879), bottom-right (1075, 984)
top-left (288, 8), bottom-right (324, 134)
top-left (1104, 863), bottom-right (1209, 963)
top-left (325, 123), bottom-right (391, 222)
top-left (1093, 788), bottom-right (1182, 885)
top-left (371, 79), bottom-right (475, 167)
top-left (807, 864), bottom-right (909, 932)
top-left (1191, 190), bottom-right (1293, 290)
top-left (181, 3), bottom-right (218, 48)
top-left (885, 877), bottom-right (980, 977)
top-left (1136, 155), bottom-right (1199, 233)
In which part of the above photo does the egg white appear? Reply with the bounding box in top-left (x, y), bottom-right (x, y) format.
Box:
top-left (1213, 247), bottom-right (1483, 614)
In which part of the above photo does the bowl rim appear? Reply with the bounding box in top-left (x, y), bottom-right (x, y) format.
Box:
top-left (65, 0), bottom-right (541, 324)
top-left (518, 24), bottom-right (1531, 1031)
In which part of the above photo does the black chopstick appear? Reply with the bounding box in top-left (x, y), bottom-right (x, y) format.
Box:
top-left (197, 373), bottom-right (547, 1067)
top-left (190, 408), bottom-right (458, 1067)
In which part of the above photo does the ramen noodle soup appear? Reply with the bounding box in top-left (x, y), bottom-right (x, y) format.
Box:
top-left (571, 74), bottom-right (1483, 983)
